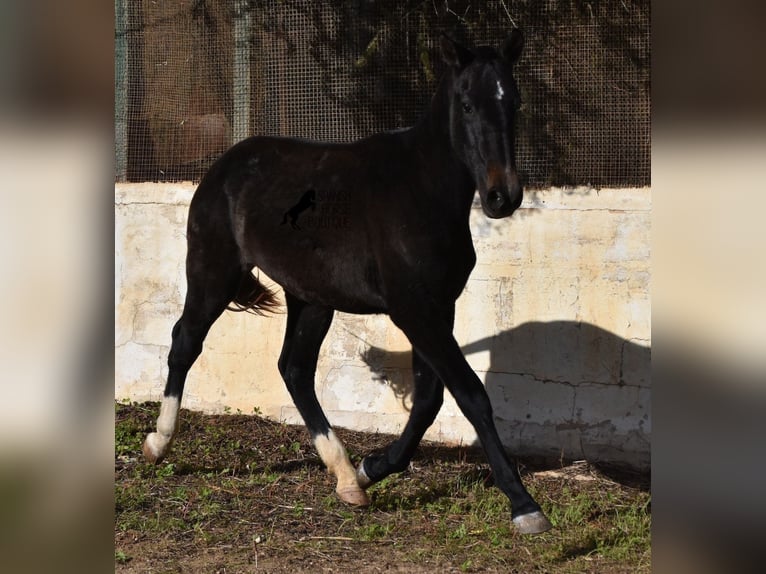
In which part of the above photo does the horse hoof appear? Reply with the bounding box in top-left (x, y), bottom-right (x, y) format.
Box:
top-left (512, 510), bottom-right (553, 535)
top-left (142, 433), bottom-right (167, 464)
top-left (356, 459), bottom-right (373, 489)
top-left (337, 486), bottom-right (371, 507)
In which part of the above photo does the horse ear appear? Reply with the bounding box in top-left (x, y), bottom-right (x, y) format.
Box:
top-left (440, 35), bottom-right (474, 68)
top-left (501, 29), bottom-right (524, 65)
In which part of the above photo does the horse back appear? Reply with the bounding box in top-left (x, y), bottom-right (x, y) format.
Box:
top-left (193, 135), bottom-right (406, 313)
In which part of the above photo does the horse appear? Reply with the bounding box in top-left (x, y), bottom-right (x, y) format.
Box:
top-left (142, 30), bottom-right (553, 535)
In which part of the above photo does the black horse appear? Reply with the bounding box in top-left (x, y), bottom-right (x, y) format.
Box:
top-left (143, 31), bottom-right (552, 535)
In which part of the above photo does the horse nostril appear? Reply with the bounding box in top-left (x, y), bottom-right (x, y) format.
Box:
top-left (487, 187), bottom-right (506, 210)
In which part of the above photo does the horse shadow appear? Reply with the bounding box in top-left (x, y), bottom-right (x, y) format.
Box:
top-left (360, 321), bottom-right (651, 478)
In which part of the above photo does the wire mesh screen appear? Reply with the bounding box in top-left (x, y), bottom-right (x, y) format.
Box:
top-left (116, 0), bottom-right (650, 187)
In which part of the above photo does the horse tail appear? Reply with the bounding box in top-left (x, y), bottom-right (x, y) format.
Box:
top-left (227, 271), bottom-right (281, 315)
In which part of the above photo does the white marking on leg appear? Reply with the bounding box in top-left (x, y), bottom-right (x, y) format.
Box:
top-left (495, 80), bottom-right (505, 100)
top-left (143, 396), bottom-right (180, 462)
top-left (314, 430), bottom-right (355, 484)
top-left (314, 430), bottom-right (370, 506)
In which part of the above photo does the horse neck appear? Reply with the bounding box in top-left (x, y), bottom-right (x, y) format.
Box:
top-left (408, 73), bottom-right (476, 216)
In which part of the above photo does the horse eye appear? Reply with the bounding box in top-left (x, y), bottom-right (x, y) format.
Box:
top-left (461, 103), bottom-right (473, 114)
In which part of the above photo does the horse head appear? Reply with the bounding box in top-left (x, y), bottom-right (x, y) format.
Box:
top-left (441, 31), bottom-right (525, 219)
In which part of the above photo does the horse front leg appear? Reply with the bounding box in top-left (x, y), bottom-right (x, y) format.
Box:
top-left (386, 296), bottom-right (552, 535)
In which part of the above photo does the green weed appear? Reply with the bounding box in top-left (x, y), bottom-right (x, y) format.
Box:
top-left (356, 522), bottom-right (392, 541)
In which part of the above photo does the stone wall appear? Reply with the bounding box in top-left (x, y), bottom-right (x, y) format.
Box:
top-left (116, 184), bottom-right (650, 470)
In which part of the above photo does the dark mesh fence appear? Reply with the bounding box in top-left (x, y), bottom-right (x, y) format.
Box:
top-left (115, 0), bottom-right (650, 187)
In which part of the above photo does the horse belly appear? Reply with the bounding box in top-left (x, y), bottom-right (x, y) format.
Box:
top-left (265, 253), bottom-right (384, 313)
top-left (243, 221), bottom-right (385, 314)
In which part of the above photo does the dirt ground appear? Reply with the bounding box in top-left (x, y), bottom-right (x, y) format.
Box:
top-left (115, 403), bottom-right (650, 573)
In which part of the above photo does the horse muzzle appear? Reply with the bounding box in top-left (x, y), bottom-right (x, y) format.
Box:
top-left (480, 164), bottom-right (523, 218)
top-left (481, 181), bottom-right (523, 219)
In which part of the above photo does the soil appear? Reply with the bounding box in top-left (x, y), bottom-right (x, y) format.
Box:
top-left (115, 402), bottom-right (650, 573)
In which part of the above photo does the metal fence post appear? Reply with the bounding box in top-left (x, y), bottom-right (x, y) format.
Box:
top-left (233, 1), bottom-right (252, 145)
top-left (115, 0), bottom-right (128, 181)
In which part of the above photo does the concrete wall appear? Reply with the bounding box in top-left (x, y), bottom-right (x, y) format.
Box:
top-left (116, 183), bottom-right (651, 470)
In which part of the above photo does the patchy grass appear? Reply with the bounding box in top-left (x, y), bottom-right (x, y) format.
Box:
top-left (115, 402), bottom-right (650, 573)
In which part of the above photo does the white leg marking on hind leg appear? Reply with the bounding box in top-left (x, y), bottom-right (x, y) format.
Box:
top-left (157, 396), bottom-right (180, 436)
top-left (143, 396), bottom-right (180, 462)
top-left (314, 430), bottom-right (370, 506)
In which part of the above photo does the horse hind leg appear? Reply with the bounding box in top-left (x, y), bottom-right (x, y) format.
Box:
top-left (142, 305), bottom-right (225, 464)
top-left (143, 232), bottom-right (250, 463)
top-left (279, 292), bottom-right (369, 506)
top-left (357, 349), bottom-right (445, 488)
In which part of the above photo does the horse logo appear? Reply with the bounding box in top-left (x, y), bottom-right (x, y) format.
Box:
top-left (281, 189), bottom-right (316, 230)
